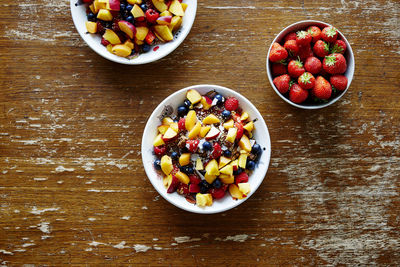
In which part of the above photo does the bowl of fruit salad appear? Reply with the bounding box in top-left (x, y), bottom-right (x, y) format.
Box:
top-left (142, 85), bottom-right (271, 214)
top-left (266, 20), bottom-right (355, 109)
top-left (70, 0), bottom-right (197, 64)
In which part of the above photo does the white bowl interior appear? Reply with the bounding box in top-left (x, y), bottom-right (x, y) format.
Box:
top-left (266, 20), bottom-right (355, 109)
top-left (70, 0), bottom-right (197, 65)
top-left (141, 85), bottom-right (271, 214)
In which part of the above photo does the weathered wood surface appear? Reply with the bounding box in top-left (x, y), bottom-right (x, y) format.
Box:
top-left (0, 0), bottom-right (399, 265)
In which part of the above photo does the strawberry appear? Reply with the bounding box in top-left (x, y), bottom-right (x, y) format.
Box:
top-left (307, 26), bottom-right (321, 43)
top-left (145, 30), bottom-right (156, 45)
top-left (288, 59), bottom-right (305, 78)
top-left (298, 72), bottom-right (315, 90)
top-left (273, 74), bottom-right (291, 94)
top-left (289, 84), bottom-right (309, 103)
top-left (312, 76), bottom-right (332, 100)
top-left (189, 184), bottom-right (200, 193)
top-left (323, 53), bottom-right (347, 74)
top-left (235, 172), bottom-right (249, 184)
top-left (178, 118), bottom-right (185, 131)
top-left (298, 44), bottom-right (314, 61)
top-left (330, 75), bottom-right (348, 91)
top-left (210, 188), bottom-right (225, 199)
top-left (271, 63), bottom-right (287, 76)
top-left (296, 31), bottom-right (312, 46)
top-left (224, 97), bottom-right (239, 111)
top-left (313, 40), bottom-right (330, 58)
top-left (189, 175), bottom-right (201, 185)
top-left (154, 145), bottom-right (166, 157)
top-left (234, 122), bottom-right (244, 141)
top-left (269, 42), bottom-right (288, 62)
top-left (321, 26), bottom-right (338, 43)
top-left (177, 183), bottom-right (190, 195)
top-left (284, 40), bottom-right (299, 56)
top-left (331, 39), bottom-right (346, 54)
top-left (212, 142), bottom-right (222, 159)
top-left (186, 140), bottom-right (200, 153)
top-left (101, 37), bottom-right (110, 46)
top-left (145, 9), bottom-right (159, 24)
top-left (283, 32), bottom-right (297, 43)
top-left (304, 56), bottom-right (322, 74)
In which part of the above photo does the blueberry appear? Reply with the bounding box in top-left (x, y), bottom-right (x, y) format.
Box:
top-left (223, 150), bottom-right (232, 157)
top-left (221, 110), bottom-right (231, 118)
top-left (154, 159), bottom-right (161, 170)
top-left (214, 94), bottom-right (223, 104)
top-left (142, 44), bottom-right (151, 53)
top-left (183, 99), bottom-right (191, 108)
top-left (171, 152), bottom-right (179, 160)
top-left (105, 22), bottom-right (112, 28)
top-left (233, 167), bottom-right (243, 176)
top-left (126, 15), bottom-right (134, 23)
top-left (252, 144), bottom-right (262, 155)
top-left (126, 4), bottom-right (133, 11)
top-left (212, 178), bottom-right (222, 189)
top-left (246, 160), bottom-right (256, 170)
top-left (202, 141), bottom-right (212, 151)
top-left (120, 3), bottom-right (126, 10)
top-left (87, 12), bottom-right (96, 21)
top-left (186, 166), bottom-right (194, 174)
top-left (140, 3), bottom-right (148, 11)
top-left (177, 105), bottom-right (188, 117)
top-left (199, 180), bottom-right (210, 193)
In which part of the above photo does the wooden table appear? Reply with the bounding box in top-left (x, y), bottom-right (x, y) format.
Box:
top-left (1, 0), bottom-right (399, 265)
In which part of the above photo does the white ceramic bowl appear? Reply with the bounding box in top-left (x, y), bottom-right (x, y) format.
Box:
top-left (142, 85), bottom-right (271, 214)
top-left (266, 20), bottom-right (355, 109)
top-left (70, 0), bottom-right (197, 64)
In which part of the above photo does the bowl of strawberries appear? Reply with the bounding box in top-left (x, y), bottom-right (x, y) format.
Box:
top-left (266, 20), bottom-right (355, 109)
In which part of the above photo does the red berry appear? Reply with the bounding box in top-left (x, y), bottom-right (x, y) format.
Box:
top-left (145, 9), bottom-right (159, 24)
top-left (154, 145), bottom-right (166, 156)
top-left (289, 84), bottom-right (309, 104)
top-left (284, 40), bottom-right (299, 56)
top-left (304, 57), bottom-right (322, 75)
top-left (210, 188), bottom-right (225, 199)
top-left (273, 74), bottom-right (291, 94)
top-left (177, 183), bottom-right (190, 195)
top-left (234, 122), bottom-right (244, 141)
top-left (298, 44), bottom-right (314, 61)
top-left (96, 22), bottom-right (105, 35)
top-left (269, 42), bottom-right (288, 62)
top-left (145, 30), bottom-right (156, 45)
top-left (283, 32), bottom-right (297, 43)
top-left (321, 26), bottom-right (338, 43)
top-left (296, 31), bottom-right (312, 46)
top-left (189, 184), bottom-right (200, 193)
top-left (298, 72), bottom-right (315, 90)
top-left (186, 140), bottom-right (200, 153)
top-left (331, 39), bottom-right (346, 54)
top-left (330, 75), bottom-right (348, 91)
top-left (271, 63), bottom-right (287, 76)
top-left (323, 53), bottom-right (347, 74)
top-left (224, 97), bottom-right (239, 111)
top-left (235, 172), bottom-right (249, 184)
top-left (288, 59), bottom-right (305, 78)
top-left (101, 37), bottom-right (110, 46)
top-left (189, 175), bottom-right (201, 185)
top-left (312, 76), bottom-right (332, 100)
top-left (178, 118), bottom-right (185, 131)
top-left (212, 142), bottom-right (222, 159)
top-left (313, 40), bottom-right (330, 58)
top-left (307, 26), bottom-right (321, 43)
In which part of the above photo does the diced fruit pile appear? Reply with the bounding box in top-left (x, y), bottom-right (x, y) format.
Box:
top-left (153, 89), bottom-right (263, 208)
top-left (82, 0), bottom-right (187, 58)
top-left (269, 25), bottom-right (349, 104)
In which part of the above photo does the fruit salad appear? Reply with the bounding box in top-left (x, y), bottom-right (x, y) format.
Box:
top-left (152, 89), bottom-right (263, 208)
top-left (269, 24), bottom-right (349, 104)
top-left (81, 0), bottom-right (187, 58)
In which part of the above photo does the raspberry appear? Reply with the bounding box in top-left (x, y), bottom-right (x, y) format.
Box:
top-left (235, 172), bottom-right (249, 184)
top-left (210, 188), bottom-right (225, 199)
top-left (212, 143), bottom-right (222, 159)
top-left (178, 118), bottom-right (185, 131)
top-left (154, 145), bottom-right (166, 157)
top-left (224, 97), bottom-right (239, 111)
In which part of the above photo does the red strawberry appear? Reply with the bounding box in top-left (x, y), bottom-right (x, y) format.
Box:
top-left (296, 31), bottom-right (312, 46)
top-left (145, 9), bottom-right (159, 24)
top-left (178, 118), bottom-right (185, 131)
top-left (212, 142), bottom-right (222, 159)
top-left (224, 97), bottom-right (239, 111)
top-left (304, 57), bottom-right (322, 75)
top-left (283, 32), bottom-right (297, 42)
top-left (312, 76), bottom-right (332, 99)
top-left (288, 59), bottom-right (305, 78)
top-left (321, 26), bottom-right (338, 43)
top-left (177, 183), bottom-right (190, 195)
top-left (330, 75), bottom-right (348, 91)
top-left (298, 44), bottom-right (314, 61)
top-left (298, 72), bottom-right (315, 90)
top-left (331, 39), bottom-right (346, 54)
top-left (234, 122), bottom-right (244, 141)
top-left (269, 42), bottom-right (288, 62)
top-left (323, 53), bottom-right (347, 74)
top-left (284, 40), bottom-right (299, 56)
top-left (289, 84), bottom-right (309, 103)
top-left (307, 26), bottom-right (321, 43)
top-left (271, 63), bottom-right (287, 76)
top-left (210, 188), bottom-right (225, 199)
top-left (186, 140), bottom-right (200, 153)
top-left (145, 30), bottom-right (156, 45)
top-left (189, 175), bottom-right (201, 185)
top-left (235, 172), bottom-right (249, 184)
top-left (313, 40), bottom-right (330, 58)
top-left (273, 74), bottom-right (291, 94)
top-left (101, 37), bottom-right (110, 46)
top-left (154, 145), bottom-right (166, 156)
top-left (189, 183), bottom-right (200, 193)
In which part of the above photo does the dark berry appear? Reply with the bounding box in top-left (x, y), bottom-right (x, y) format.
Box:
top-left (126, 4), bottom-right (133, 11)
top-left (212, 178), bottom-right (222, 189)
top-left (120, 3), bottom-right (126, 11)
top-left (186, 166), bottom-right (194, 174)
top-left (105, 22), bottom-right (112, 28)
top-left (221, 110), bottom-right (231, 118)
top-left (214, 94), bottom-right (224, 104)
top-left (246, 160), bottom-right (256, 170)
top-left (142, 44), bottom-right (151, 53)
top-left (233, 167), bottom-right (244, 176)
top-left (183, 99), bottom-right (191, 108)
top-left (252, 144), bottom-right (262, 155)
top-left (154, 159), bottom-right (161, 170)
top-left (202, 141), bottom-right (212, 151)
top-left (223, 150), bottom-right (232, 158)
top-left (171, 152), bottom-right (179, 160)
top-left (177, 105), bottom-right (188, 117)
top-left (199, 180), bottom-right (210, 193)
top-left (140, 3), bottom-right (148, 11)
top-left (126, 15), bottom-right (134, 23)
top-left (87, 12), bottom-right (96, 21)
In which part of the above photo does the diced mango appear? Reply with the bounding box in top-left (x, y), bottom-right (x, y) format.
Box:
top-left (188, 121), bottom-right (201, 139)
top-left (157, 125), bottom-right (169, 134)
top-left (161, 155), bottom-right (173, 175)
top-left (220, 164), bottom-right (233, 176)
top-left (202, 114), bottom-right (220, 125)
top-left (179, 153), bottom-right (191, 166)
top-left (240, 112), bottom-right (249, 121)
top-left (186, 89), bottom-right (202, 104)
top-left (229, 184), bottom-right (245, 199)
top-left (243, 121), bottom-right (254, 133)
top-left (239, 134), bottom-right (252, 152)
top-left (153, 134), bottom-right (165, 147)
top-left (204, 173), bottom-right (217, 184)
top-left (175, 171), bottom-right (189, 185)
top-left (226, 127), bottom-right (237, 143)
top-left (238, 154), bottom-right (247, 169)
top-left (169, 0), bottom-right (185, 16)
top-left (205, 159), bottom-right (219, 176)
top-left (238, 183), bottom-right (251, 195)
top-left (223, 119), bottom-right (234, 130)
top-left (97, 9), bottom-right (113, 21)
top-left (112, 44), bottom-right (132, 57)
top-left (219, 174), bottom-right (234, 184)
top-left (199, 126), bottom-right (211, 138)
top-left (162, 117), bottom-right (174, 126)
top-left (219, 156), bottom-right (231, 169)
top-left (185, 110), bottom-right (197, 131)
top-left (86, 21), bottom-right (97, 33)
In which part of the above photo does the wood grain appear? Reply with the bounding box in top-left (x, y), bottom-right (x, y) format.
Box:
top-left (0, 0), bottom-right (399, 265)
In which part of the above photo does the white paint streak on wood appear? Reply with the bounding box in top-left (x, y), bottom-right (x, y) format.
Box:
top-left (55, 166), bottom-right (75, 173)
top-left (38, 222), bottom-right (51, 234)
top-left (133, 244), bottom-right (151, 253)
top-left (113, 241), bottom-right (128, 249)
top-left (174, 236), bottom-right (201, 243)
top-left (30, 207), bottom-right (60, 215)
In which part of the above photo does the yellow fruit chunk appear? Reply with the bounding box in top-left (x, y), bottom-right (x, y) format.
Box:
top-left (186, 89), bottom-right (202, 104)
top-left (185, 110), bottom-right (197, 131)
top-left (238, 154), bottom-right (247, 169)
top-left (202, 114), bottom-right (220, 125)
top-left (163, 175), bottom-right (171, 187)
top-left (89, 4), bottom-right (96, 14)
top-left (124, 39), bottom-right (134, 49)
top-left (106, 44), bottom-right (113, 53)
top-left (170, 122), bottom-right (179, 133)
top-left (112, 44), bottom-right (132, 57)
top-left (161, 117), bottom-right (173, 126)
top-left (160, 10), bottom-right (172, 17)
top-left (204, 194), bottom-right (213, 206)
top-left (181, 3), bottom-right (188, 11)
top-left (135, 38), bottom-right (144, 45)
top-left (199, 126), bottom-right (211, 138)
top-left (131, 4), bottom-right (145, 18)
top-left (229, 184), bottom-right (245, 199)
top-left (153, 134), bottom-right (165, 147)
top-left (161, 155), bottom-right (173, 175)
top-left (152, 0), bottom-right (167, 12)
top-left (205, 159), bottom-right (219, 176)
top-left (238, 183), bottom-right (251, 195)
top-left (127, 0), bottom-right (142, 4)
top-left (196, 193), bottom-right (212, 207)
top-left (243, 121), bottom-right (254, 133)
top-left (239, 134), bottom-right (252, 152)
top-left (220, 164), bottom-right (233, 176)
top-left (188, 121), bottom-right (201, 139)
top-left (175, 171), bottom-right (189, 185)
top-left (169, 0), bottom-right (185, 16)
top-left (94, 0), bottom-right (106, 13)
top-left (200, 96), bottom-right (212, 110)
top-left (226, 127), bottom-right (237, 143)
top-left (136, 26), bottom-right (149, 41)
top-left (154, 25), bottom-right (173, 41)
top-left (219, 174), bottom-right (234, 184)
top-left (97, 9), bottom-right (113, 21)
top-left (230, 160), bottom-right (238, 171)
top-left (85, 21), bottom-right (97, 33)
top-left (103, 29), bottom-right (121, 45)
top-left (219, 156), bottom-right (231, 169)
top-left (157, 125), bottom-right (169, 135)
top-left (179, 153), bottom-right (191, 166)
top-left (163, 127), bottom-right (178, 141)
top-left (195, 158), bottom-right (204, 170)
top-left (204, 173), bottom-right (217, 184)
top-left (223, 119), bottom-right (234, 130)
top-left (240, 112), bottom-right (249, 121)
top-left (170, 16), bottom-right (183, 32)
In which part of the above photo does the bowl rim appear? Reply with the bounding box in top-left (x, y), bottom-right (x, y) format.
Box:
top-left (266, 20), bottom-right (355, 109)
top-left (70, 0), bottom-right (197, 65)
top-left (141, 84), bottom-right (271, 214)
